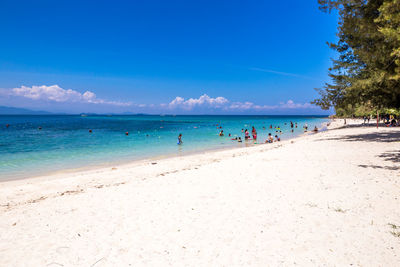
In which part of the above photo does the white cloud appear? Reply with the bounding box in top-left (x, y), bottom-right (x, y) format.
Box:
top-left (10, 85), bottom-right (131, 106)
top-left (168, 94), bottom-right (228, 110)
top-left (280, 100), bottom-right (313, 109)
top-left (229, 101), bottom-right (258, 110)
top-left (227, 100), bottom-right (313, 111)
top-left (166, 94), bottom-right (315, 112)
top-left (2, 86), bottom-right (317, 113)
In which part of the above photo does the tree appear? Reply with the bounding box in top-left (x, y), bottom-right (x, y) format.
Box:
top-left (313, 0), bottom-right (400, 115)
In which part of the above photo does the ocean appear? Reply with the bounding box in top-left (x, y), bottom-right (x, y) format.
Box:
top-left (0, 115), bottom-right (328, 180)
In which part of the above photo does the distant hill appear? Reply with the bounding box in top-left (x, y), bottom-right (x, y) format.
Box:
top-left (0, 106), bottom-right (53, 115)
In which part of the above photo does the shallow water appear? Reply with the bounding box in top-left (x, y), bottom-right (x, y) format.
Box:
top-left (0, 115), bottom-right (328, 180)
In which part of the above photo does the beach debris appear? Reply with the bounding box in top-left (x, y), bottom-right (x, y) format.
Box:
top-left (333, 207), bottom-right (347, 213)
top-left (28, 196), bottom-right (47, 204)
top-left (151, 162), bottom-right (157, 165)
top-left (60, 189), bottom-right (84, 196)
top-left (91, 257), bottom-right (105, 267)
top-left (389, 223), bottom-right (400, 238)
top-left (305, 202), bottom-right (318, 208)
top-left (111, 167), bottom-right (117, 170)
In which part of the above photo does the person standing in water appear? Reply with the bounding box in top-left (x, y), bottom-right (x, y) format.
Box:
top-left (251, 126), bottom-right (257, 140)
top-left (177, 133), bottom-right (183, 145)
top-left (244, 129), bottom-right (250, 140)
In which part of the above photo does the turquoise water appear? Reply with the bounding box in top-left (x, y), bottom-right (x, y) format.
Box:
top-left (0, 115), bottom-right (328, 180)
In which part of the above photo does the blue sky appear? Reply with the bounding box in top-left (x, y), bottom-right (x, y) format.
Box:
top-left (0, 0), bottom-right (338, 114)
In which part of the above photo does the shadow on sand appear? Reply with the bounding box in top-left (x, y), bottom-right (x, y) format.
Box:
top-left (318, 124), bottom-right (400, 170)
top-left (358, 150), bottom-right (400, 171)
top-left (358, 164), bottom-right (400, 171)
top-left (379, 150), bottom-right (400, 163)
top-left (318, 125), bottom-right (400, 143)
top-left (358, 151), bottom-right (400, 170)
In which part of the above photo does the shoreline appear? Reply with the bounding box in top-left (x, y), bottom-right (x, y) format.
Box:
top-left (2, 119), bottom-right (399, 265)
top-left (0, 126), bottom-right (322, 186)
top-left (0, 119), bottom-right (370, 208)
top-left (0, 119), bottom-right (331, 183)
top-left (0, 120), bottom-right (342, 207)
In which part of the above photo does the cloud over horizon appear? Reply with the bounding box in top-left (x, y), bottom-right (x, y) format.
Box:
top-left (1, 85), bottom-right (320, 114)
top-left (168, 94), bottom-right (229, 110)
top-left (9, 85), bottom-right (131, 106)
top-left (167, 94), bottom-right (315, 112)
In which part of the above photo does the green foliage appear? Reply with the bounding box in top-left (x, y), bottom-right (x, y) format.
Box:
top-left (314, 0), bottom-right (400, 114)
top-left (376, 0), bottom-right (400, 81)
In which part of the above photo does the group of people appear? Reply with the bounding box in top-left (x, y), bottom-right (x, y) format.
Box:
top-left (362, 114), bottom-right (398, 127)
top-left (384, 115), bottom-right (399, 127)
top-left (177, 121), bottom-right (321, 145)
top-left (386, 118), bottom-right (399, 127)
top-left (225, 125), bottom-right (283, 144)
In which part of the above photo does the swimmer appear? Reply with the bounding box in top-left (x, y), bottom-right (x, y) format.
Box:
top-left (125, 131), bottom-right (129, 135)
top-left (265, 133), bottom-right (273, 143)
top-left (274, 135), bottom-right (280, 141)
top-left (89, 129), bottom-right (92, 133)
top-left (252, 126), bottom-right (257, 140)
top-left (238, 137), bottom-right (242, 142)
top-left (228, 133), bottom-right (231, 137)
top-left (6, 124), bottom-right (10, 128)
top-left (244, 129), bottom-right (250, 139)
top-left (177, 133), bottom-right (183, 144)
top-left (219, 130), bottom-right (224, 136)
top-left (313, 126), bottom-right (318, 132)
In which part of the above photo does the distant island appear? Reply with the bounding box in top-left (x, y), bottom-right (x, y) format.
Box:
top-left (0, 106), bottom-right (151, 116)
top-left (0, 106), bottom-right (53, 115)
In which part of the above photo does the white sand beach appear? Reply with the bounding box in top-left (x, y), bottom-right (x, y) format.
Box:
top-left (1, 120), bottom-right (399, 266)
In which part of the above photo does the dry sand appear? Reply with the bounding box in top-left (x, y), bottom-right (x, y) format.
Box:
top-left (1, 120), bottom-right (399, 266)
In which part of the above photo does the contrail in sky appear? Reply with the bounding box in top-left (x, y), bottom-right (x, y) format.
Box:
top-left (249, 67), bottom-right (316, 80)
